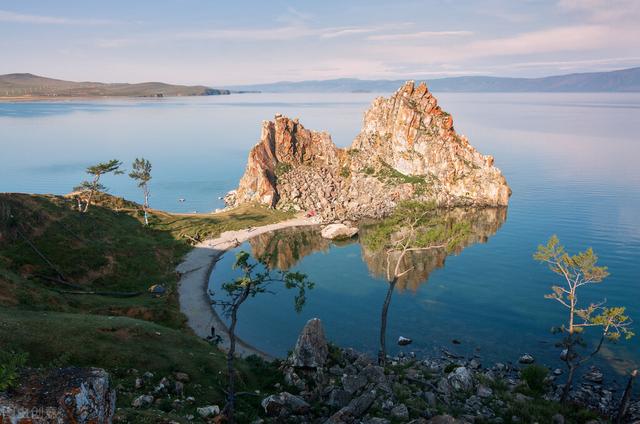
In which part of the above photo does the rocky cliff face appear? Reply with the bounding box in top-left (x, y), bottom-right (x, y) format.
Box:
top-left (226, 82), bottom-right (510, 220)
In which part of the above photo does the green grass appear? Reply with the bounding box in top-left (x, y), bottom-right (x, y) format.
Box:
top-left (0, 308), bottom-right (285, 422)
top-left (0, 192), bottom-right (294, 421)
top-left (151, 203), bottom-right (294, 244)
top-left (375, 161), bottom-right (427, 185)
top-left (0, 194), bottom-right (292, 327)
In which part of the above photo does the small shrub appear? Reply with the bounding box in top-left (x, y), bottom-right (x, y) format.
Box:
top-left (521, 364), bottom-right (548, 396)
top-left (340, 167), bottom-right (351, 178)
top-left (0, 350), bottom-right (28, 391)
top-left (362, 166), bottom-right (375, 175)
top-left (444, 363), bottom-right (458, 373)
top-left (275, 162), bottom-right (293, 177)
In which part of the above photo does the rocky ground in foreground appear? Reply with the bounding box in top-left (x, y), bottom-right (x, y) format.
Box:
top-left (112, 319), bottom-right (638, 423)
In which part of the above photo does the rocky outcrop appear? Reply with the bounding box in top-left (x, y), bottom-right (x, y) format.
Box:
top-left (289, 318), bottom-right (329, 369)
top-left (0, 367), bottom-right (115, 424)
top-left (227, 82), bottom-right (510, 220)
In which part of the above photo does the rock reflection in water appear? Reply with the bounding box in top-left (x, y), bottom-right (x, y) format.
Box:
top-left (247, 226), bottom-right (333, 270)
top-left (246, 206), bottom-right (506, 290)
top-left (360, 206), bottom-right (507, 291)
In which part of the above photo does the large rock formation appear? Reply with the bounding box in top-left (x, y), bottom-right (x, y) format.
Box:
top-left (226, 82), bottom-right (510, 220)
top-left (0, 367), bottom-right (116, 423)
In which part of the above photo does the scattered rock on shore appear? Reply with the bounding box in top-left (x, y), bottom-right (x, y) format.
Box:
top-left (321, 223), bottom-right (359, 240)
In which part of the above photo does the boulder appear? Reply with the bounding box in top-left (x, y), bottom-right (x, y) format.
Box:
top-left (518, 353), bottom-right (535, 364)
top-left (132, 394), bottom-right (154, 408)
top-left (290, 318), bottom-right (329, 368)
top-left (447, 367), bottom-right (474, 392)
top-left (477, 384), bottom-right (493, 398)
top-left (197, 405), bottom-right (220, 418)
top-left (324, 389), bottom-right (377, 423)
top-left (398, 336), bottom-right (413, 346)
top-left (0, 367), bottom-right (116, 423)
top-left (261, 392), bottom-right (310, 416)
top-left (390, 404), bottom-right (409, 419)
top-left (321, 223), bottom-right (359, 240)
top-left (342, 374), bottom-right (367, 395)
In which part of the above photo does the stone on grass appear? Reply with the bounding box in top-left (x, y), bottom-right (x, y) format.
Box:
top-left (132, 394), bottom-right (154, 408)
top-left (197, 405), bottom-right (220, 418)
top-left (261, 392), bottom-right (310, 416)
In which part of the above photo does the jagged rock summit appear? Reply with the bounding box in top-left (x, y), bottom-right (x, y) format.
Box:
top-left (225, 81), bottom-right (510, 220)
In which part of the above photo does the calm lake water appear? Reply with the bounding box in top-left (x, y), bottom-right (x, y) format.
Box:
top-left (2, 92), bottom-right (639, 381)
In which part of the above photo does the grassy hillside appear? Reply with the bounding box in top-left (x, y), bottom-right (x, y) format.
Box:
top-left (0, 193), bottom-right (293, 422)
top-left (0, 73), bottom-right (230, 98)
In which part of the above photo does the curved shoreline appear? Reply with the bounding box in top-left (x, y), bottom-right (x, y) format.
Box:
top-left (176, 216), bottom-right (317, 360)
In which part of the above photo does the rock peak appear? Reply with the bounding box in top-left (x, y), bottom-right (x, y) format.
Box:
top-left (225, 82), bottom-right (510, 220)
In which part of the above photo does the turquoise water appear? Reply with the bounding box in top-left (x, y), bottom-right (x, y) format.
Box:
top-left (2, 92), bottom-right (639, 379)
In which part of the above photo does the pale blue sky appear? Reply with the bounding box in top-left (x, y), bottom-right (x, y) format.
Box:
top-left (1, 0), bottom-right (639, 85)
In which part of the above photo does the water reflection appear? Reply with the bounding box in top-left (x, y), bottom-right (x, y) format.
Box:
top-left (246, 206), bottom-right (507, 288)
top-left (360, 207), bottom-right (508, 291)
top-left (241, 206), bottom-right (507, 363)
top-left (248, 226), bottom-right (332, 270)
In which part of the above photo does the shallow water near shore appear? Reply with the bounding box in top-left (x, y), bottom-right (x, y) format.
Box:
top-left (2, 92), bottom-right (640, 382)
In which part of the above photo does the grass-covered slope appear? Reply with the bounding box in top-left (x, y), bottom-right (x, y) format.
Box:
top-left (0, 192), bottom-right (293, 422)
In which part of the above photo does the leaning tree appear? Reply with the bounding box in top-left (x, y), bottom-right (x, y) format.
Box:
top-left (212, 251), bottom-right (314, 423)
top-left (534, 235), bottom-right (634, 402)
top-left (75, 159), bottom-right (123, 212)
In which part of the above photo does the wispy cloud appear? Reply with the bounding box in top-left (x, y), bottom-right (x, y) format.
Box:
top-left (93, 23), bottom-right (412, 48)
top-left (557, 0), bottom-right (640, 23)
top-left (367, 30), bottom-right (473, 41)
top-left (0, 9), bottom-right (115, 25)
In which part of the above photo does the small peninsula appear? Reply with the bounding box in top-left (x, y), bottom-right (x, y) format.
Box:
top-left (0, 73), bottom-right (230, 99)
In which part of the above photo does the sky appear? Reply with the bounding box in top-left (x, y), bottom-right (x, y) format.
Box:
top-left (1, 0), bottom-right (639, 86)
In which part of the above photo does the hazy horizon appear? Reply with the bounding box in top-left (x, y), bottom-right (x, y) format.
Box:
top-left (2, 0), bottom-right (640, 86)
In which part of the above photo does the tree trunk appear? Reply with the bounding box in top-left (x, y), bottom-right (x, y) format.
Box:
top-left (615, 369), bottom-right (637, 424)
top-left (561, 363), bottom-right (576, 403)
top-left (378, 278), bottom-right (397, 365)
top-left (83, 189), bottom-right (94, 213)
top-left (224, 286), bottom-right (250, 424)
top-left (225, 305), bottom-right (238, 424)
top-left (143, 186), bottom-right (149, 226)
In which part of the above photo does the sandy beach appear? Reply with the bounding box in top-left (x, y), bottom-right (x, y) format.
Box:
top-left (176, 216), bottom-right (317, 359)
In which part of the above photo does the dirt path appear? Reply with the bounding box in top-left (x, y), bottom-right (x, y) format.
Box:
top-left (176, 216), bottom-right (317, 359)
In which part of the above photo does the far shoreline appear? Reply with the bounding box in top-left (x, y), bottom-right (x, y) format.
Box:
top-left (0, 94), bottom-right (232, 102)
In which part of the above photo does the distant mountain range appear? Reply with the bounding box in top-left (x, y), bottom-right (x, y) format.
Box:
top-left (226, 67), bottom-right (640, 93)
top-left (0, 73), bottom-right (230, 98)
